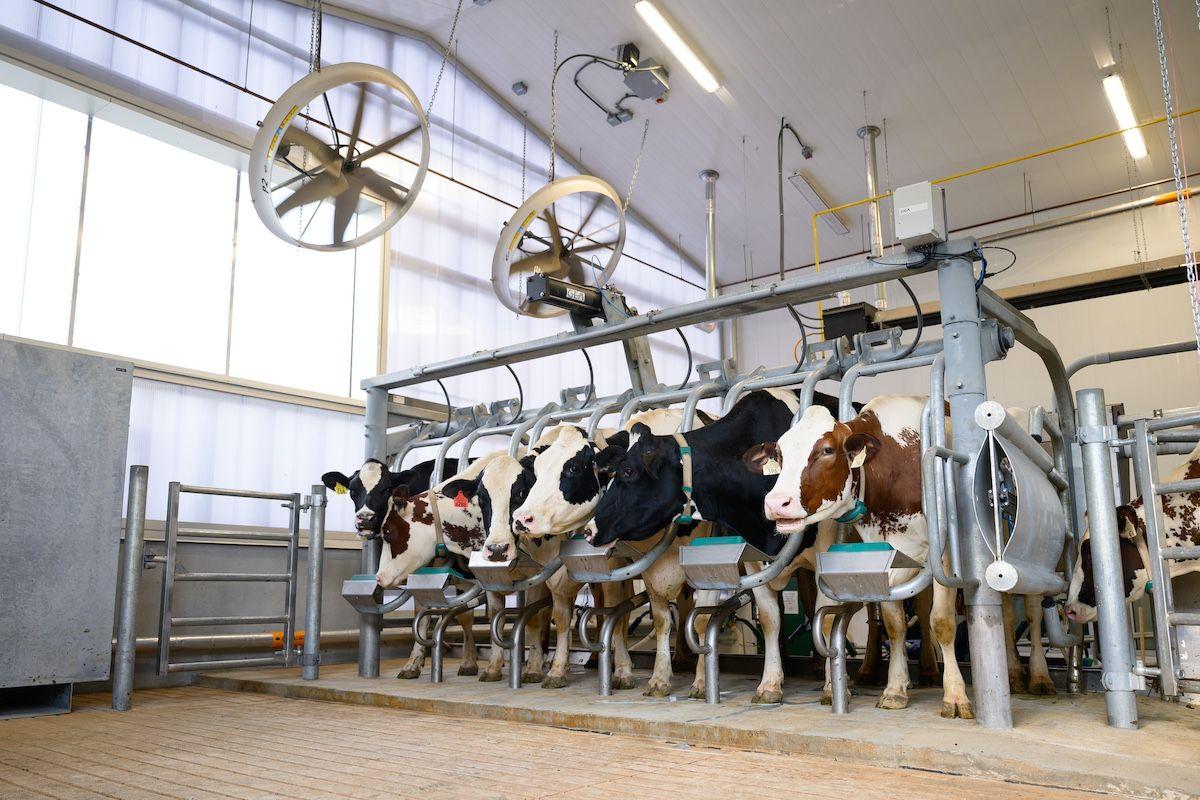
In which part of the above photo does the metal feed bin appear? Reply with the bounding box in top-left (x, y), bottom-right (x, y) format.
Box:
top-left (406, 566), bottom-right (471, 608)
top-left (341, 575), bottom-right (408, 614)
top-left (468, 548), bottom-right (545, 592)
top-left (560, 536), bottom-right (644, 579)
top-left (970, 402), bottom-right (1069, 596)
top-left (679, 535), bottom-right (772, 590)
top-left (816, 542), bottom-right (922, 599)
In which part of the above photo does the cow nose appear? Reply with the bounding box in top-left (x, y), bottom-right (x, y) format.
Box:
top-left (356, 509), bottom-right (374, 520)
top-left (486, 543), bottom-right (512, 562)
top-left (764, 495), bottom-right (795, 519)
top-left (515, 513), bottom-right (535, 532)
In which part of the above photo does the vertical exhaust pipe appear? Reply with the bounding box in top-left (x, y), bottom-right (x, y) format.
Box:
top-left (858, 124), bottom-right (888, 310)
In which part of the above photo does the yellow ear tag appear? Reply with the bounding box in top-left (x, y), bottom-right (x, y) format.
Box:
top-left (334, 484), bottom-right (349, 495)
top-left (849, 450), bottom-right (867, 470)
top-left (762, 458), bottom-right (782, 476)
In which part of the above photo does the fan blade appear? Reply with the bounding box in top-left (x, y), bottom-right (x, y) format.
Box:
top-left (355, 166), bottom-right (409, 206)
top-left (275, 173), bottom-right (347, 218)
top-left (572, 239), bottom-right (619, 254)
top-left (281, 126), bottom-right (344, 175)
top-left (567, 194), bottom-right (604, 247)
top-left (356, 125), bottom-right (422, 163)
top-left (509, 250), bottom-right (561, 276)
top-left (544, 208), bottom-right (564, 255)
top-left (346, 82), bottom-right (367, 158)
top-left (332, 179), bottom-right (364, 246)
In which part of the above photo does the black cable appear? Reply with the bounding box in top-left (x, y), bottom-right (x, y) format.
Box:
top-left (675, 328), bottom-right (693, 391)
top-left (981, 245), bottom-right (1018, 277)
top-left (504, 364), bottom-right (524, 425)
top-left (777, 117), bottom-right (809, 282)
top-left (785, 304), bottom-right (809, 373)
top-left (436, 379), bottom-right (453, 437)
top-left (888, 276), bottom-right (923, 361)
top-left (572, 59), bottom-right (615, 116)
top-left (581, 348), bottom-right (595, 405)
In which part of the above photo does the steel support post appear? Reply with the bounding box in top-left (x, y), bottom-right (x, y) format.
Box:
top-left (509, 590), bottom-right (526, 689)
top-left (112, 465), bottom-right (148, 711)
top-left (359, 387), bottom-right (388, 678)
top-left (1077, 388), bottom-right (1140, 728)
top-left (937, 252), bottom-right (1012, 729)
top-left (302, 485), bottom-right (327, 680)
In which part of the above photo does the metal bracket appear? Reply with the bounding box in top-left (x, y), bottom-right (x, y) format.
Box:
top-left (1078, 424), bottom-right (1118, 444)
top-left (300, 493), bottom-right (327, 512)
top-left (854, 327), bottom-right (903, 363)
top-left (1102, 670), bottom-right (1147, 692)
top-left (488, 397), bottom-right (522, 420)
top-left (696, 358), bottom-right (737, 385)
top-left (559, 385), bottom-right (593, 409)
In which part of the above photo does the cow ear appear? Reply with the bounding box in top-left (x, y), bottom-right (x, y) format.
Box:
top-left (844, 433), bottom-right (882, 469)
top-left (602, 430), bottom-right (629, 453)
top-left (595, 447), bottom-right (627, 479)
top-left (1116, 505), bottom-right (1139, 539)
top-left (519, 453), bottom-right (537, 472)
top-left (630, 422), bottom-right (652, 440)
top-left (439, 477), bottom-right (479, 502)
top-left (391, 484), bottom-right (411, 505)
top-left (742, 442), bottom-right (782, 476)
top-left (322, 471), bottom-right (352, 495)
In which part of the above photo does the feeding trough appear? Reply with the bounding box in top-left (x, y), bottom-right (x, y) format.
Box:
top-left (816, 542), bottom-right (922, 601)
top-left (405, 565), bottom-right (471, 608)
top-left (679, 535), bottom-right (772, 590)
top-left (341, 574), bottom-right (408, 615)
top-left (560, 535), bottom-right (644, 580)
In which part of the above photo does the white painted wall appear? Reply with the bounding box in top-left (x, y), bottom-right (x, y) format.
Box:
top-left (734, 199), bottom-right (1199, 419)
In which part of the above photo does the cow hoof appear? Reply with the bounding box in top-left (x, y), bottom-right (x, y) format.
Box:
top-left (643, 680), bottom-right (672, 698)
top-left (876, 692), bottom-right (909, 710)
top-left (611, 674), bottom-right (638, 691)
top-left (1008, 671), bottom-right (1027, 694)
top-left (457, 664), bottom-right (479, 677)
top-left (479, 670), bottom-right (503, 683)
top-left (820, 692), bottom-right (832, 706)
top-left (396, 666), bottom-right (422, 680)
top-left (541, 674), bottom-right (568, 689)
top-left (520, 670), bottom-right (544, 684)
top-left (1027, 676), bottom-right (1057, 696)
top-left (688, 686), bottom-right (706, 700)
top-left (752, 688), bottom-right (783, 705)
top-left (940, 699), bottom-right (975, 719)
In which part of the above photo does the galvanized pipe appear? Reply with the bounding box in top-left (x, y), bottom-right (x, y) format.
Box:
top-left (679, 382), bottom-right (726, 431)
top-left (814, 602), bottom-right (863, 714)
top-left (857, 124), bottom-right (888, 310)
top-left (683, 591), bottom-right (751, 704)
top-left (597, 591), bottom-right (650, 696)
top-left (837, 348), bottom-right (941, 422)
top-left (795, 357), bottom-right (841, 423)
top-left (1068, 340), bottom-right (1198, 380)
top-left (979, 189), bottom-right (1197, 248)
top-left (567, 526), bottom-right (679, 583)
top-left (1077, 388), bottom-right (1140, 728)
top-left (282, 494), bottom-right (301, 667)
top-left (112, 464), bottom-right (149, 711)
top-left (586, 393), bottom-right (636, 439)
top-left (360, 387), bottom-right (389, 678)
top-left (302, 484), bottom-right (327, 680)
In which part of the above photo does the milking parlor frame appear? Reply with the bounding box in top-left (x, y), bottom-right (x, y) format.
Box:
top-left (356, 234), bottom-right (1140, 731)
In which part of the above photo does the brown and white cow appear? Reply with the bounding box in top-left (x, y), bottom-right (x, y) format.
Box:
top-left (1067, 442), bottom-right (1200, 625)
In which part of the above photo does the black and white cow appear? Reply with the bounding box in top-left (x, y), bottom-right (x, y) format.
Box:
top-left (583, 390), bottom-right (843, 703)
top-left (322, 457), bottom-right (461, 535)
top-left (1067, 443), bottom-right (1200, 625)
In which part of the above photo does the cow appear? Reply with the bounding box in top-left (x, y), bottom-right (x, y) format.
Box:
top-left (1067, 443), bottom-right (1200, 626)
top-left (371, 452), bottom-right (510, 681)
top-left (323, 457), bottom-right (462, 679)
top-left (584, 390), bottom-right (842, 703)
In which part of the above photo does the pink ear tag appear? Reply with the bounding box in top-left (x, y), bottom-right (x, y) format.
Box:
top-left (454, 491), bottom-right (469, 509)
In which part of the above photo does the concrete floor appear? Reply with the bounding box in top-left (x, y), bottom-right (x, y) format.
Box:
top-left (195, 657), bottom-right (1200, 800)
top-left (0, 687), bottom-right (1119, 800)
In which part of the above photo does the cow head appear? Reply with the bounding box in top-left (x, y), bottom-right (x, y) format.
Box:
top-left (375, 485), bottom-right (439, 588)
top-left (511, 427), bottom-right (606, 537)
top-left (442, 453), bottom-right (535, 563)
top-left (590, 424), bottom-right (686, 546)
top-left (1066, 505), bottom-right (1147, 623)
top-left (748, 405), bottom-right (880, 533)
top-left (322, 459), bottom-right (403, 536)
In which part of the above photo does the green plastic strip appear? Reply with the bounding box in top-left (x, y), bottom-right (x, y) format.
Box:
top-left (828, 541), bottom-right (895, 553)
top-left (413, 565), bottom-right (465, 579)
top-left (692, 535), bottom-right (749, 547)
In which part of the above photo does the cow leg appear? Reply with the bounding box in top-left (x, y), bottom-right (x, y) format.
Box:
top-left (521, 588), bottom-right (548, 683)
top-left (456, 608), bottom-right (478, 676)
top-left (480, 592), bottom-right (505, 682)
top-left (396, 600), bottom-right (427, 679)
top-left (856, 604), bottom-right (887, 686)
top-left (643, 556), bottom-right (684, 697)
top-left (1025, 595), bottom-right (1056, 695)
top-left (932, 581), bottom-right (973, 719)
top-left (672, 585), bottom-right (696, 673)
top-left (688, 590), bottom-right (720, 699)
top-left (915, 586), bottom-right (939, 687)
top-left (752, 583), bottom-right (784, 704)
top-left (609, 580), bottom-right (637, 690)
top-left (542, 583), bottom-right (578, 688)
top-left (876, 600), bottom-right (912, 709)
top-left (1002, 594), bottom-right (1027, 693)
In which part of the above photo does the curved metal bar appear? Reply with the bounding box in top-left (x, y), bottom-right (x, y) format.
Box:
top-left (817, 562), bottom-right (932, 604)
top-left (509, 403), bottom-right (559, 456)
top-left (429, 592), bottom-right (486, 683)
top-left (1041, 597), bottom-right (1082, 647)
top-left (431, 424), bottom-right (478, 487)
top-left (719, 368), bottom-right (766, 416)
top-left (922, 444), bottom-right (975, 589)
top-left (576, 605), bottom-right (603, 653)
top-left (586, 393), bottom-right (635, 439)
top-left (827, 603), bottom-right (861, 715)
top-left (393, 424), bottom-right (434, 470)
top-left (504, 554), bottom-right (564, 593)
top-left (618, 386), bottom-right (695, 427)
top-left (684, 591), bottom-right (753, 704)
top-left (683, 604), bottom-right (708, 655)
top-left (796, 357), bottom-right (840, 423)
top-left (490, 606), bottom-right (520, 649)
top-left (735, 529), bottom-right (808, 591)
top-left (567, 525), bottom-right (678, 583)
top-left (530, 404), bottom-right (604, 444)
top-left (413, 606), bottom-right (438, 649)
top-left (838, 347), bottom-right (942, 423)
top-left (597, 590), bottom-right (650, 696)
top-left (1067, 340), bottom-right (1198, 380)
top-left (377, 589), bottom-right (412, 616)
top-left (679, 382), bottom-right (725, 432)
top-left (812, 604), bottom-right (836, 658)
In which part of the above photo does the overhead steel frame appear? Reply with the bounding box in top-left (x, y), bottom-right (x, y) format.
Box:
top-left (357, 236), bottom-right (1137, 730)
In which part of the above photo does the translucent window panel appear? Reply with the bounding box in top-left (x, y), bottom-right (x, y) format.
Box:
top-left (230, 194), bottom-right (381, 397)
top-left (73, 118), bottom-right (236, 372)
top-left (0, 83), bottom-right (87, 344)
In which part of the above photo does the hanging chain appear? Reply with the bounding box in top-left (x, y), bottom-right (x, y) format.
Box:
top-left (1125, 150), bottom-right (1152, 290)
top-left (520, 111), bottom-right (528, 202)
top-left (307, 0), bottom-right (322, 74)
top-left (549, 30), bottom-right (560, 181)
top-left (1105, 5), bottom-right (1116, 66)
top-left (623, 119), bottom-right (650, 211)
top-left (425, 0), bottom-right (464, 117)
top-left (1152, 0), bottom-right (1200, 359)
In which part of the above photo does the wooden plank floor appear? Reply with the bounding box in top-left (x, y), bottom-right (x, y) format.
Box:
top-left (0, 687), bottom-right (1104, 800)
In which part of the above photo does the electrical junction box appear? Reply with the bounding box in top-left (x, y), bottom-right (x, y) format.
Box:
top-left (624, 57), bottom-right (669, 101)
top-left (893, 181), bottom-right (946, 248)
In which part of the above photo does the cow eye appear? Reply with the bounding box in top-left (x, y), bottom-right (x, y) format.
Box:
top-left (620, 467), bottom-right (634, 480)
top-left (565, 463), bottom-right (581, 477)
top-left (822, 446), bottom-right (835, 456)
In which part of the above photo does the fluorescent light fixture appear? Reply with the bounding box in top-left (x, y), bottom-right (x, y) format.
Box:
top-left (1102, 73), bottom-right (1147, 160)
top-left (633, 1), bottom-right (720, 93)
top-left (789, 172), bottom-right (850, 236)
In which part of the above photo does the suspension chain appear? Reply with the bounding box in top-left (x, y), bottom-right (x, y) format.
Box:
top-left (623, 119), bottom-right (650, 211)
top-left (425, 0), bottom-right (464, 118)
top-left (1125, 150), bottom-right (1151, 290)
top-left (1152, 0), bottom-right (1200, 360)
top-left (307, 0), bottom-right (322, 74)
top-left (520, 111), bottom-right (528, 202)
top-left (549, 30), bottom-right (559, 181)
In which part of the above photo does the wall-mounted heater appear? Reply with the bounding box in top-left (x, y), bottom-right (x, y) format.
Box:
top-left (788, 172), bottom-right (849, 235)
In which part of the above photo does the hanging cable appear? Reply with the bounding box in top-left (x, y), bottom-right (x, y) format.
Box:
top-left (675, 329), bottom-right (693, 391)
top-left (581, 348), bottom-right (595, 405)
top-left (436, 379), bottom-right (453, 437)
top-left (504, 364), bottom-right (524, 425)
top-left (785, 304), bottom-right (809, 373)
top-left (777, 117), bottom-right (810, 282)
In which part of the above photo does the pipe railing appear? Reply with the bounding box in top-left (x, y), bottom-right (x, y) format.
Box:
top-left (1067, 340), bottom-right (1199, 380)
top-left (812, 602), bottom-right (863, 715)
top-left (683, 592), bottom-right (752, 704)
top-left (837, 344), bottom-right (943, 422)
top-left (795, 356), bottom-right (841, 423)
top-left (578, 590), bottom-right (650, 696)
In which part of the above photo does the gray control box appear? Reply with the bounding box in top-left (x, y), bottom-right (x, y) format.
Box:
top-left (893, 181), bottom-right (946, 247)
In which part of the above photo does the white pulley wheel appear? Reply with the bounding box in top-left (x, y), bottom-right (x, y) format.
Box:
top-left (491, 175), bottom-right (626, 318)
top-left (248, 62), bottom-right (430, 251)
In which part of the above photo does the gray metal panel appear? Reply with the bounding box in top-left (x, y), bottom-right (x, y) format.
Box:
top-left (0, 339), bottom-right (133, 688)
